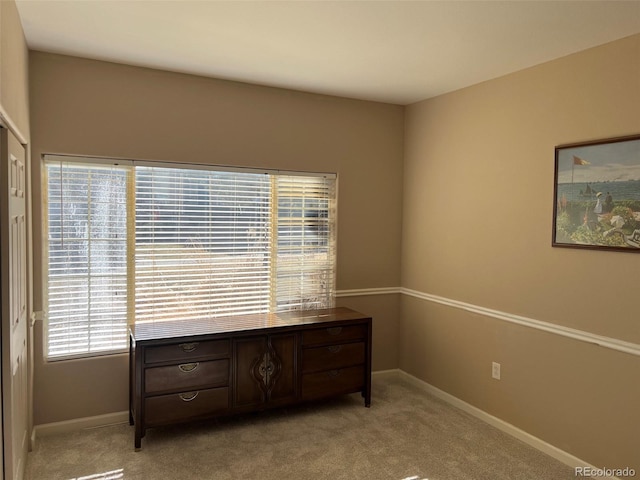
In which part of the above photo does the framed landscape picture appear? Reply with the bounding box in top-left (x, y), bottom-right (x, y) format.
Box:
top-left (552, 134), bottom-right (640, 252)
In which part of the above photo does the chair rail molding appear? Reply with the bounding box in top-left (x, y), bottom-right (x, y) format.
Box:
top-left (336, 287), bottom-right (401, 297)
top-left (401, 287), bottom-right (640, 357)
top-left (335, 286), bottom-right (640, 357)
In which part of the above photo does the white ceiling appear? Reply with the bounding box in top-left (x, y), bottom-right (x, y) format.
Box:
top-left (14, 0), bottom-right (640, 105)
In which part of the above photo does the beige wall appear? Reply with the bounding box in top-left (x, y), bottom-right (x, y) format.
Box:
top-left (29, 51), bottom-right (404, 425)
top-left (402, 34), bottom-right (640, 471)
top-left (0, 0), bottom-right (29, 140)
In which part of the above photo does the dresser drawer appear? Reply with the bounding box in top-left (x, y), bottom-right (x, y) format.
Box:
top-left (302, 342), bottom-right (365, 374)
top-left (302, 325), bottom-right (366, 346)
top-left (145, 359), bottom-right (229, 394)
top-left (301, 365), bottom-right (364, 400)
top-left (145, 387), bottom-right (229, 426)
top-left (144, 339), bottom-right (229, 364)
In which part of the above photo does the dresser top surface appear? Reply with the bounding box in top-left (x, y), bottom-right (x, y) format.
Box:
top-left (130, 307), bottom-right (370, 343)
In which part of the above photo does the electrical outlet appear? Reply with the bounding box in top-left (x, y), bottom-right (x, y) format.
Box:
top-left (492, 362), bottom-right (501, 380)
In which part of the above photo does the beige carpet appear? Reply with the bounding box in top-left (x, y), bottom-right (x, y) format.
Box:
top-left (26, 375), bottom-right (575, 479)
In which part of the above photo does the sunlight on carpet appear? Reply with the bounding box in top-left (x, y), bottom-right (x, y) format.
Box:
top-left (69, 469), bottom-right (124, 480)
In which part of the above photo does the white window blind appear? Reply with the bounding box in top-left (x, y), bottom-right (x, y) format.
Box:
top-left (275, 175), bottom-right (336, 311)
top-left (46, 162), bottom-right (129, 357)
top-left (134, 167), bottom-right (272, 322)
top-left (44, 157), bottom-right (337, 360)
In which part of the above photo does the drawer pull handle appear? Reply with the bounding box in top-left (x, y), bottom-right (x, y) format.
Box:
top-left (178, 391), bottom-right (199, 402)
top-left (326, 327), bottom-right (342, 336)
top-left (327, 369), bottom-right (341, 378)
top-left (327, 345), bottom-right (342, 353)
top-left (179, 342), bottom-right (198, 353)
top-left (178, 362), bottom-right (199, 373)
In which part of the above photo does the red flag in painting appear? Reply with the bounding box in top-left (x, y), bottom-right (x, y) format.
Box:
top-left (573, 156), bottom-right (590, 165)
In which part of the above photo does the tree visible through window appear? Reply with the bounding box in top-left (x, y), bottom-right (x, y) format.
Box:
top-left (45, 157), bottom-right (336, 359)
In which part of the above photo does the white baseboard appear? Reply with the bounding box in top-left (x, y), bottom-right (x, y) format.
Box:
top-left (372, 368), bottom-right (401, 380)
top-left (32, 411), bottom-right (129, 442)
top-left (395, 370), bottom-right (620, 480)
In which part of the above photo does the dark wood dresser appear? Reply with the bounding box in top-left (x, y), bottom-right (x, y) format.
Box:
top-left (129, 307), bottom-right (372, 449)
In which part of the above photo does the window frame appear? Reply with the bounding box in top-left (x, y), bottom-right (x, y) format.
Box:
top-left (43, 155), bottom-right (337, 361)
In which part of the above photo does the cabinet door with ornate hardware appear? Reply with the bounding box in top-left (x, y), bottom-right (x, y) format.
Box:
top-left (233, 333), bottom-right (297, 409)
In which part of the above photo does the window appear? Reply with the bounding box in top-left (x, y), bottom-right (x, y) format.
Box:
top-left (44, 157), bottom-right (337, 359)
top-left (46, 163), bottom-right (128, 358)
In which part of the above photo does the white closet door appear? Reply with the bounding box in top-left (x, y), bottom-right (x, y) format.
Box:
top-left (1, 127), bottom-right (28, 480)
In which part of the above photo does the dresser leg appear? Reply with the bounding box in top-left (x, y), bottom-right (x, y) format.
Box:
top-left (135, 425), bottom-right (143, 451)
top-left (363, 386), bottom-right (371, 407)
